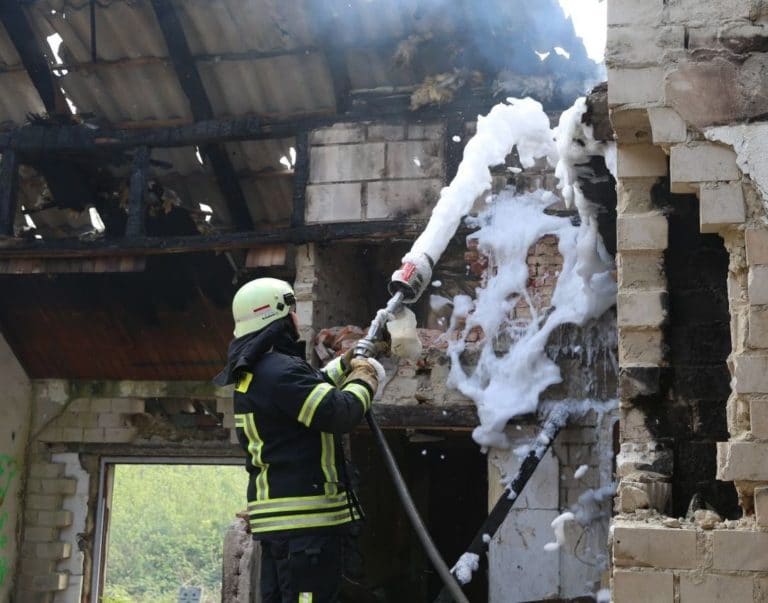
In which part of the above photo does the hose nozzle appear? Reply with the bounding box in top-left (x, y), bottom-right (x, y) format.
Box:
top-left (388, 252), bottom-right (434, 304)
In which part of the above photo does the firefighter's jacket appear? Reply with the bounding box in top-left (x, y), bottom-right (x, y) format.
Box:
top-left (217, 322), bottom-right (371, 538)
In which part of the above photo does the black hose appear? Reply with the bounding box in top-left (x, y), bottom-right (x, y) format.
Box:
top-left (366, 411), bottom-right (470, 603)
top-left (432, 406), bottom-right (571, 603)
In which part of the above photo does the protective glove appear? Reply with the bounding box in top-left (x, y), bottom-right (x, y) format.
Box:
top-left (342, 357), bottom-right (380, 397)
top-left (341, 341), bottom-right (391, 372)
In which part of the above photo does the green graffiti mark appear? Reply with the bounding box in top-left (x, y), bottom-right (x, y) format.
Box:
top-left (0, 455), bottom-right (18, 589)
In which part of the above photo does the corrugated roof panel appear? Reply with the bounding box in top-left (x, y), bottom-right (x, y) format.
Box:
top-left (155, 173), bottom-right (233, 226)
top-left (226, 138), bottom-right (295, 173)
top-left (346, 48), bottom-right (415, 91)
top-left (242, 175), bottom-right (292, 225)
top-left (27, 0), bottom-right (167, 62)
top-left (198, 54), bottom-right (335, 118)
top-left (59, 63), bottom-right (191, 124)
top-left (174, 0), bottom-right (316, 55)
top-left (0, 72), bottom-right (46, 127)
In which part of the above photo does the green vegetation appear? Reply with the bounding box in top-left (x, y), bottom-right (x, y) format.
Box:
top-left (103, 464), bottom-right (246, 603)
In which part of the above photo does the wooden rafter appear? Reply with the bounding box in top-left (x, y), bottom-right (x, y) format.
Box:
top-left (0, 150), bottom-right (20, 237)
top-left (0, 220), bottom-right (421, 259)
top-left (149, 0), bottom-right (254, 229)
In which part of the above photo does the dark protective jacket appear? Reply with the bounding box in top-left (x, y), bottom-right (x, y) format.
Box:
top-left (214, 320), bottom-right (371, 538)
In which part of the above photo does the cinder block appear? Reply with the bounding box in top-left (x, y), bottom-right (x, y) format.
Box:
top-left (679, 573), bottom-right (754, 602)
top-left (26, 495), bottom-right (63, 511)
top-left (613, 570), bottom-right (673, 602)
top-left (366, 179), bottom-right (442, 219)
top-left (699, 182), bottom-right (745, 233)
top-left (26, 510), bottom-right (72, 528)
top-left (617, 291), bottom-right (667, 328)
top-left (23, 526), bottom-right (60, 543)
top-left (613, 525), bottom-right (698, 569)
top-left (748, 266), bottom-right (768, 305)
top-left (109, 399), bottom-right (144, 414)
top-left (97, 413), bottom-right (126, 428)
top-left (407, 123), bottom-right (444, 140)
top-left (617, 251), bottom-right (666, 290)
top-left (35, 542), bottom-right (71, 561)
top-left (617, 145), bottom-right (667, 178)
top-left (81, 428), bottom-right (106, 442)
top-left (305, 183), bottom-right (362, 223)
top-left (216, 398), bottom-right (233, 414)
top-left (367, 124), bottom-right (405, 141)
top-left (309, 143), bottom-right (385, 183)
top-left (607, 0), bottom-right (663, 26)
top-left (734, 355), bottom-right (768, 393)
top-left (309, 124), bottom-right (365, 145)
top-left (103, 428), bottom-right (137, 443)
top-left (606, 26), bottom-right (683, 68)
top-left (748, 306), bottom-right (768, 349)
top-left (713, 530), bottom-right (768, 571)
top-left (717, 441), bottom-right (768, 481)
top-left (619, 329), bottom-right (664, 365)
top-left (746, 229), bottom-right (768, 265)
top-left (647, 107), bottom-right (687, 144)
top-left (19, 558), bottom-right (56, 576)
top-left (670, 143), bottom-right (740, 184)
top-left (666, 0), bottom-right (753, 23)
top-left (750, 399), bottom-right (768, 439)
top-left (25, 572), bottom-right (68, 592)
top-left (755, 486), bottom-right (768, 527)
top-left (617, 213), bottom-right (668, 251)
top-left (28, 463), bottom-right (64, 479)
top-left (385, 141), bottom-right (442, 179)
top-left (66, 398), bottom-right (91, 412)
top-left (30, 479), bottom-right (76, 496)
top-left (608, 68), bottom-right (664, 106)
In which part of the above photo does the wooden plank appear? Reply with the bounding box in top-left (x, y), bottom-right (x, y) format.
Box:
top-left (0, 3), bottom-right (69, 115)
top-left (0, 220), bottom-right (422, 258)
top-left (126, 146), bottom-right (150, 237)
top-left (149, 0), bottom-right (254, 229)
top-left (290, 131), bottom-right (309, 227)
top-left (0, 150), bottom-right (19, 237)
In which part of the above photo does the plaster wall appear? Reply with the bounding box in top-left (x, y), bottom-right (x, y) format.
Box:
top-left (0, 332), bottom-right (31, 602)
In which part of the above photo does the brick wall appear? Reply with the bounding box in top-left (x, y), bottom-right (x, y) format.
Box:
top-left (608, 0), bottom-right (768, 598)
top-left (306, 121), bottom-right (445, 223)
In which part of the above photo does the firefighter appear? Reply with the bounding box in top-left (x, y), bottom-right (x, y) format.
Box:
top-left (214, 277), bottom-right (379, 603)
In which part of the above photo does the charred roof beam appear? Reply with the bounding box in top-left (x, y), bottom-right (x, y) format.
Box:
top-left (149, 0), bottom-right (253, 230)
top-left (0, 150), bottom-right (20, 237)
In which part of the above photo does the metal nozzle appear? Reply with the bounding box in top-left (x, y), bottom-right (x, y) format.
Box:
top-left (388, 252), bottom-right (434, 304)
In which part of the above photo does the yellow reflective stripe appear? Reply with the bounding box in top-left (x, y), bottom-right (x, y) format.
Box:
top-left (234, 414), bottom-right (246, 427)
top-left (243, 414), bottom-right (269, 500)
top-left (320, 433), bottom-right (338, 496)
top-left (342, 382), bottom-right (371, 412)
top-left (299, 593), bottom-right (313, 603)
top-left (322, 356), bottom-right (345, 386)
top-left (297, 383), bottom-right (333, 427)
top-left (249, 508), bottom-right (361, 532)
top-left (235, 371), bottom-right (253, 393)
top-left (247, 492), bottom-right (349, 513)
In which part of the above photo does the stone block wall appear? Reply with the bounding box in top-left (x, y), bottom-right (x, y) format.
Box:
top-left (306, 121), bottom-right (445, 223)
top-left (608, 0), bottom-right (768, 598)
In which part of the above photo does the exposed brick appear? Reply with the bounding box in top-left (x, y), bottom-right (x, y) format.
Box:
top-left (23, 526), bottom-right (60, 543)
top-left (34, 542), bottom-right (71, 561)
top-left (666, 0), bottom-right (753, 23)
top-left (699, 182), bottom-right (745, 233)
top-left (309, 143), bottom-right (385, 183)
top-left (26, 495), bottom-right (63, 511)
top-left (717, 441), bottom-right (768, 481)
top-left (367, 179), bottom-right (442, 219)
top-left (305, 183), bottom-right (362, 223)
top-left (608, 68), bottom-right (664, 106)
top-left (734, 355), bottom-right (768, 393)
top-left (748, 306), bottom-right (768, 349)
top-left (746, 229), bottom-right (768, 266)
top-left (679, 573), bottom-right (754, 603)
top-left (713, 530), bottom-right (768, 571)
top-left (748, 266), bottom-right (768, 305)
top-left (619, 329), bottom-right (664, 365)
top-left (617, 291), bottom-right (667, 328)
top-left (22, 572), bottom-right (68, 592)
top-left (755, 487), bottom-right (768, 527)
top-left (19, 558), bottom-right (56, 576)
top-left (26, 510), bottom-right (72, 528)
top-left (750, 399), bottom-right (768, 439)
top-left (647, 107), bottom-right (687, 144)
top-left (606, 26), bottom-right (683, 68)
top-left (617, 213), bottom-right (668, 251)
top-left (613, 525), bottom-right (698, 569)
top-left (27, 478), bottom-right (76, 496)
top-left (309, 124), bottom-right (365, 145)
top-left (617, 252), bottom-right (666, 290)
top-left (670, 143), bottom-right (740, 184)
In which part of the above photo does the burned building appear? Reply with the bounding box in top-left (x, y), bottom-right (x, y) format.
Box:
top-left (1, 0), bottom-right (764, 602)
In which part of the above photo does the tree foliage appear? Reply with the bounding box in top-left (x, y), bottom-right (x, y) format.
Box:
top-left (104, 464), bottom-right (246, 603)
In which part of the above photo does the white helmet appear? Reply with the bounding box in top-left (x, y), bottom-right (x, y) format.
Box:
top-left (231, 278), bottom-right (296, 338)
